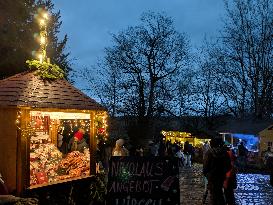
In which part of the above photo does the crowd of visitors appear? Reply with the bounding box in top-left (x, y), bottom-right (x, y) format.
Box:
top-left (109, 137), bottom-right (197, 167)
top-left (97, 136), bottom-right (271, 205)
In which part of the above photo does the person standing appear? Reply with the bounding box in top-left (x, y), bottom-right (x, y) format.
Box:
top-left (203, 137), bottom-right (231, 205)
top-left (202, 141), bottom-right (210, 204)
top-left (176, 146), bottom-right (185, 167)
top-left (69, 127), bottom-right (88, 153)
top-left (265, 153), bottom-right (273, 187)
top-left (136, 146), bottom-right (144, 156)
top-left (238, 141), bottom-right (248, 171)
top-left (60, 122), bottom-right (72, 154)
top-left (224, 146), bottom-right (237, 205)
top-left (112, 139), bottom-right (129, 156)
top-left (183, 141), bottom-right (191, 167)
top-left (158, 140), bottom-right (166, 157)
top-left (203, 141), bottom-right (210, 160)
top-left (165, 142), bottom-right (174, 157)
top-left (148, 140), bottom-right (159, 156)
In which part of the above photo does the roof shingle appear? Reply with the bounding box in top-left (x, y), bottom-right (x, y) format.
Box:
top-left (0, 71), bottom-right (106, 111)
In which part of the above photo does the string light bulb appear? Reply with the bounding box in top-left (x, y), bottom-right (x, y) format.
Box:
top-left (40, 36), bottom-right (46, 44)
top-left (36, 9), bottom-right (49, 63)
top-left (15, 119), bottom-right (20, 124)
top-left (43, 12), bottom-right (48, 19)
top-left (40, 19), bottom-right (45, 26)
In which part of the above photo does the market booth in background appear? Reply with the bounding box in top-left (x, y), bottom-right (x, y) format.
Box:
top-left (220, 132), bottom-right (259, 152)
top-left (259, 124), bottom-right (273, 155)
top-left (0, 71), bottom-right (107, 195)
top-left (161, 130), bottom-right (210, 147)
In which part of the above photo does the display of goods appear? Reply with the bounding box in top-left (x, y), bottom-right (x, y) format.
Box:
top-left (30, 134), bottom-right (90, 186)
top-left (30, 142), bottom-right (63, 186)
top-left (57, 149), bottom-right (90, 180)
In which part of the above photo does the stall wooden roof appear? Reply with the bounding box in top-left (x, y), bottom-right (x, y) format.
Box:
top-left (0, 71), bottom-right (106, 111)
top-left (217, 118), bottom-right (272, 135)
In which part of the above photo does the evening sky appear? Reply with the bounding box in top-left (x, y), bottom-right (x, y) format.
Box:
top-left (53, 0), bottom-right (225, 92)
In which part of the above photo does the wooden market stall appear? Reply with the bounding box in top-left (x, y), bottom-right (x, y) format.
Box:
top-left (161, 130), bottom-right (210, 147)
top-left (0, 71), bottom-right (107, 195)
top-left (259, 124), bottom-right (273, 156)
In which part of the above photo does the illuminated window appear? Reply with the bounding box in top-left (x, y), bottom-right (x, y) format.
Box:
top-left (29, 111), bottom-right (91, 188)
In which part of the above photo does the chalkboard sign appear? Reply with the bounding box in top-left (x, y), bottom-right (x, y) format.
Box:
top-left (107, 157), bottom-right (180, 205)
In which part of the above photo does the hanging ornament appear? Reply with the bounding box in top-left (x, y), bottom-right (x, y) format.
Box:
top-left (98, 127), bottom-right (105, 134)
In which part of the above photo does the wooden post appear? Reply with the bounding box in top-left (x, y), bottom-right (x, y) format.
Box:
top-left (0, 108), bottom-right (18, 194)
top-left (89, 111), bottom-right (96, 175)
top-left (49, 119), bottom-right (59, 146)
top-left (17, 108), bottom-right (30, 195)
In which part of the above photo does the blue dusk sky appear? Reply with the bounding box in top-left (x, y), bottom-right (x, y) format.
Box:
top-left (53, 0), bottom-right (226, 92)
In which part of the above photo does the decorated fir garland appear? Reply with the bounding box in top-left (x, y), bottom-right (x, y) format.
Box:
top-left (94, 114), bottom-right (107, 143)
top-left (26, 60), bottom-right (64, 80)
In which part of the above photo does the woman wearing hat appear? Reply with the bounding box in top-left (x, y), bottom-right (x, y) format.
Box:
top-left (112, 139), bottom-right (129, 156)
top-left (69, 128), bottom-right (88, 153)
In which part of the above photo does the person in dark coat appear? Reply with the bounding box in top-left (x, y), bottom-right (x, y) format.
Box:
top-left (203, 137), bottom-right (231, 205)
top-left (238, 141), bottom-right (248, 170)
top-left (158, 140), bottom-right (166, 157)
top-left (266, 156), bottom-right (273, 187)
top-left (60, 122), bottom-right (72, 154)
top-left (223, 146), bottom-right (237, 205)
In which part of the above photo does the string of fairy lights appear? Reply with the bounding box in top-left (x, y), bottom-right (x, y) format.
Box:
top-left (36, 8), bottom-right (49, 63)
top-left (161, 130), bottom-right (209, 146)
top-left (16, 110), bottom-right (109, 142)
top-left (161, 130), bottom-right (192, 143)
top-left (57, 119), bottom-right (91, 135)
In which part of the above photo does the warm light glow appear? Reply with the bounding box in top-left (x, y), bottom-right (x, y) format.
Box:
top-left (40, 19), bottom-right (45, 26)
top-left (38, 54), bottom-right (43, 63)
top-left (40, 36), bottom-right (46, 44)
top-left (30, 111), bottom-right (90, 119)
top-left (43, 12), bottom-right (48, 19)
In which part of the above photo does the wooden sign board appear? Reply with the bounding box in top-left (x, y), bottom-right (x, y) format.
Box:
top-left (107, 157), bottom-right (180, 205)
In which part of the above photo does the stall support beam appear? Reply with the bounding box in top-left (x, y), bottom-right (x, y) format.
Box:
top-left (89, 111), bottom-right (96, 175)
top-left (17, 108), bottom-right (30, 195)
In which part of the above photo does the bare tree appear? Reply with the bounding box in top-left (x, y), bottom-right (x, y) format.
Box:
top-left (80, 64), bottom-right (121, 117)
top-left (218, 0), bottom-right (273, 118)
top-left (199, 0), bottom-right (273, 119)
top-left (102, 12), bottom-right (189, 119)
top-left (87, 12), bottom-right (190, 142)
top-left (188, 47), bottom-right (225, 129)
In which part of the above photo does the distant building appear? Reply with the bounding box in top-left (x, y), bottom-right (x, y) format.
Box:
top-left (259, 125), bottom-right (273, 155)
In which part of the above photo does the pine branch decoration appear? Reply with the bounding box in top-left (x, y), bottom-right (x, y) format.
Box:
top-left (26, 60), bottom-right (64, 80)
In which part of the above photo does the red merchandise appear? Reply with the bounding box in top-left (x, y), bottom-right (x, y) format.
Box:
top-left (74, 131), bottom-right (83, 141)
top-left (36, 172), bottom-right (48, 185)
top-left (98, 127), bottom-right (105, 134)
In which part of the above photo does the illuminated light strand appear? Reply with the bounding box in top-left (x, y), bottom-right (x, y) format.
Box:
top-left (94, 112), bottom-right (109, 143)
top-left (36, 10), bottom-right (49, 63)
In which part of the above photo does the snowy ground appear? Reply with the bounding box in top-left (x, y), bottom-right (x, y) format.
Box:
top-left (236, 174), bottom-right (273, 205)
top-left (180, 164), bottom-right (273, 205)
